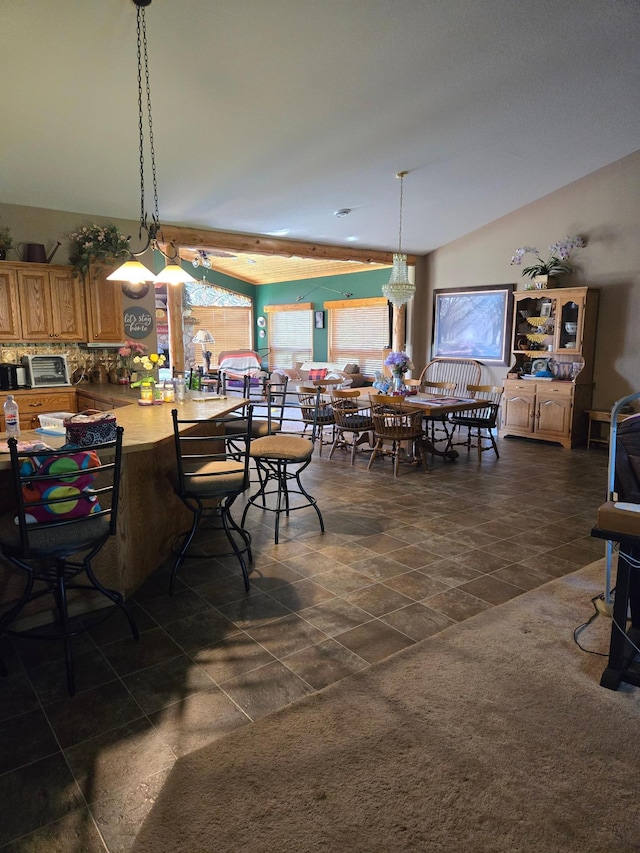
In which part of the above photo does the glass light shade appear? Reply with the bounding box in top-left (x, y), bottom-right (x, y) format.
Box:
top-left (153, 263), bottom-right (197, 285)
top-left (382, 253), bottom-right (415, 308)
top-left (106, 259), bottom-right (156, 283)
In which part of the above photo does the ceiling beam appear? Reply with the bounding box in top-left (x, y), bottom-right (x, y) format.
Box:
top-left (160, 224), bottom-right (416, 266)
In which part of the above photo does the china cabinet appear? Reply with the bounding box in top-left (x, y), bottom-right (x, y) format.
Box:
top-left (502, 286), bottom-right (599, 448)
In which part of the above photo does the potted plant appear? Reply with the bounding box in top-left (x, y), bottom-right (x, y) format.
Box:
top-left (68, 223), bottom-right (131, 277)
top-left (0, 220), bottom-right (13, 261)
top-left (510, 235), bottom-right (586, 288)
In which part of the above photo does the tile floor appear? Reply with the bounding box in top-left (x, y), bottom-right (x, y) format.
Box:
top-left (0, 433), bottom-right (611, 851)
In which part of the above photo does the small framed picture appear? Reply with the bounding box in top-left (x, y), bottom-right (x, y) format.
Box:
top-left (314, 310), bottom-right (325, 329)
top-left (540, 301), bottom-right (552, 318)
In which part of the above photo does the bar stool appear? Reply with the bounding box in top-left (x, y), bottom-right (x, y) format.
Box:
top-left (241, 387), bottom-right (324, 544)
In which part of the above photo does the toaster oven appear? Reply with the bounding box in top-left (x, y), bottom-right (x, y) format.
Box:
top-left (22, 354), bottom-right (72, 388)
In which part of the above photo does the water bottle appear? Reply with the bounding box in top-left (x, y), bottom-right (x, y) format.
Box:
top-left (4, 394), bottom-right (20, 438)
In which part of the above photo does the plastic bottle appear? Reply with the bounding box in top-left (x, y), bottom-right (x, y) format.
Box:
top-left (4, 394), bottom-right (20, 438)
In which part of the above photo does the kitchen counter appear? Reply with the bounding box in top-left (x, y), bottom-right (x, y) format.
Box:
top-left (0, 390), bottom-right (247, 624)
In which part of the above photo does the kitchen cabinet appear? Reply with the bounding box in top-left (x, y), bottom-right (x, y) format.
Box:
top-left (0, 265), bottom-right (22, 341)
top-left (85, 260), bottom-right (125, 343)
top-left (16, 263), bottom-right (86, 341)
top-left (0, 389), bottom-right (76, 432)
top-left (502, 287), bottom-right (599, 448)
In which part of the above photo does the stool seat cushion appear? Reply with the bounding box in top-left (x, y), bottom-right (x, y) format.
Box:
top-left (224, 419), bottom-right (273, 439)
top-left (0, 511), bottom-right (111, 556)
top-left (178, 460), bottom-right (247, 496)
top-left (250, 435), bottom-right (313, 462)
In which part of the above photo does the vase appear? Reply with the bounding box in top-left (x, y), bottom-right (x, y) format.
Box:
top-left (392, 374), bottom-right (406, 395)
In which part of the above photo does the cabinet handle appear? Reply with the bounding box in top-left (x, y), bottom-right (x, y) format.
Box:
top-left (28, 401), bottom-right (43, 408)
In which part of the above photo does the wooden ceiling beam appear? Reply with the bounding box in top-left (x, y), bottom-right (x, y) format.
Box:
top-left (159, 224), bottom-right (416, 267)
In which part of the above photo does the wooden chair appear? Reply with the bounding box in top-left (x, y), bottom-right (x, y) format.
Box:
top-left (296, 384), bottom-right (335, 454)
top-left (421, 380), bottom-right (457, 446)
top-left (445, 384), bottom-right (503, 460)
top-left (367, 394), bottom-right (427, 477)
top-left (329, 388), bottom-right (374, 465)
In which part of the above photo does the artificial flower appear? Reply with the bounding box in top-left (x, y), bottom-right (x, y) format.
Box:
top-left (384, 351), bottom-right (414, 376)
top-left (510, 235), bottom-right (585, 279)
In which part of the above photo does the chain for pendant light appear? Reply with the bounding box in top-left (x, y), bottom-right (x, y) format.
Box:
top-left (136, 0), bottom-right (160, 245)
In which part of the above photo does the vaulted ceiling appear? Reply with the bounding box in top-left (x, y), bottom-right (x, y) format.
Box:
top-left (3, 0), bottom-right (639, 273)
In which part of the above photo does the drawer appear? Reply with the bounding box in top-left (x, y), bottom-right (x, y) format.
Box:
top-left (19, 391), bottom-right (76, 413)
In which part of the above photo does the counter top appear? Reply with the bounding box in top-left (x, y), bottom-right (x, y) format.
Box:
top-left (0, 390), bottom-right (246, 466)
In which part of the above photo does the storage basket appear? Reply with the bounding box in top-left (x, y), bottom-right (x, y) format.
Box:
top-left (64, 410), bottom-right (117, 447)
top-left (37, 412), bottom-right (76, 434)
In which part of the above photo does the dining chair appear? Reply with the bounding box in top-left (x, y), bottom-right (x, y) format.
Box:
top-left (368, 394), bottom-right (428, 477)
top-left (329, 388), bottom-right (374, 465)
top-left (170, 406), bottom-right (254, 594)
top-left (296, 384), bottom-right (335, 455)
top-left (445, 384), bottom-right (503, 460)
top-left (0, 428), bottom-right (138, 696)
top-left (242, 387), bottom-right (325, 544)
top-left (421, 380), bottom-right (458, 447)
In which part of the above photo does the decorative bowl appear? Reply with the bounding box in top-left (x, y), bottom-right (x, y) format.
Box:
top-left (565, 322), bottom-right (578, 334)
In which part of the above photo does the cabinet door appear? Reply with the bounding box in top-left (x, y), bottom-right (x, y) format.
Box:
top-left (49, 269), bottom-right (86, 341)
top-left (85, 262), bottom-right (124, 343)
top-left (0, 266), bottom-right (21, 340)
top-left (17, 268), bottom-right (54, 340)
top-left (502, 387), bottom-right (535, 432)
top-left (536, 391), bottom-right (572, 438)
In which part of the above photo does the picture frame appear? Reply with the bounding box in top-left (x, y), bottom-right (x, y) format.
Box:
top-left (432, 284), bottom-right (515, 365)
top-left (540, 301), bottom-right (552, 318)
top-left (314, 310), bottom-right (325, 329)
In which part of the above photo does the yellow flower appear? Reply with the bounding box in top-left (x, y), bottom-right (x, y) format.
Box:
top-left (150, 353), bottom-right (159, 364)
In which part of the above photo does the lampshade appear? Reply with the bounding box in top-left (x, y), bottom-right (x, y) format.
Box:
top-left (382, 170), bottom-right (416, 309)
top-left (154, 263), bottom-right (197, 285)
top-left (106, 259), bottom-right (155, 283)
top-left (192, 329), bottom-right (215, 344)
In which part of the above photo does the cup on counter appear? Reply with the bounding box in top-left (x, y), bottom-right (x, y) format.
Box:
top-left (174, 377), bottom-right (186, 403)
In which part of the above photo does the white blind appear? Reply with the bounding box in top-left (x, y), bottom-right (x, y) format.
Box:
top-left (327, 299), bottom-right (390, 375)
top-left (266, 307), bottom-right (313, 370)
top-left (190, 306), bottom-right (252, 368)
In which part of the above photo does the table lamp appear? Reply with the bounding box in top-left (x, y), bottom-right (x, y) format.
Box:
top-left (192, 329), bottom-right (215, 372)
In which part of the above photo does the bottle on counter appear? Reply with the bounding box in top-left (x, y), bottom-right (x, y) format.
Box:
top-left (4, 394), bottom-right (20, 438)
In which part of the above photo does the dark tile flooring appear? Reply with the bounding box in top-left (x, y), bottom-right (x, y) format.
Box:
top-left (0, 434), bottom-right (610, 851)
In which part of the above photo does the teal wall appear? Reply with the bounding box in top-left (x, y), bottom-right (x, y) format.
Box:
top-left (255, 268), bottom-right (391, 361)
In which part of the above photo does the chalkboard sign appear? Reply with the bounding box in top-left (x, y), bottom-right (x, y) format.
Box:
top-left (123, 307), bottom-right (153, 339)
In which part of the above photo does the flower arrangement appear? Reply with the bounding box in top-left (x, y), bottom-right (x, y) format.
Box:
top-left (510, 235), bottom-right (586, 279)
top-left (130, 352), bottom-right (166, 387)
top-left (118, 340), bottom-right (147, 373)
top-left (0, 219), bottom-right (13, 255)
top-left (68, 223), bottom-right (131, 276)
top-left (384, 351), bottom-right (414, 376)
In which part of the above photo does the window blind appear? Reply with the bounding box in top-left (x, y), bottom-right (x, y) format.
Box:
top-left (190, 306), bottom-right (252, 368)
top-left (265, 305), bottom-right (313, 370)
top-left (327, 298), bottom-right (390, 375)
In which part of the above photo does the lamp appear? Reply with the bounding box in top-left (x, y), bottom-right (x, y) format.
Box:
top-left (107, 0), bottom-right (196, 286)
top-left (192, 329), bottom-right (215, 372)
top-left (382, 170), bottom-right (415, 308)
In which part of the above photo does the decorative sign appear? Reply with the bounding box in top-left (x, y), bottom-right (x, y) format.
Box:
top-left (122, 282), bottom-right (150, 300)
top-left (123, 306), bottom-right (154, 339)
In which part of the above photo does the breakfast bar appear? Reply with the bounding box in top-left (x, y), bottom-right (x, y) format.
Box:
top-left (0, 388), bottom-right (247, 623)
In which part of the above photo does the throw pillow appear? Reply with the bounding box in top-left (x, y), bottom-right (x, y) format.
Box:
top-left (308, 368), bottom-right (328, 382)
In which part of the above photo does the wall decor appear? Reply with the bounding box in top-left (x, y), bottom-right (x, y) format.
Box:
top-left (123, 306), bottom-right (154, 339)
top-left (432, 284), bottom-right (515, 365)
top-left (122, 282), bottom-right (150, 300)
top-left (315, 310), bottom-right (325, 329)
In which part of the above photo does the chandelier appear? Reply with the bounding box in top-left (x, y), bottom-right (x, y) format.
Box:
top-left (108, 0), bottom-right (195, 286)
top-left (382, 171), bottom-right (415, 308)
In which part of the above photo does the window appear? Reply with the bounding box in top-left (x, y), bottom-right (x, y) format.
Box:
top-left (265, 303), bottom-right (313, 370)
top-left (186, 282), bottom-right (253, 370)
top-left (326, 297), bottom-right (390, 375)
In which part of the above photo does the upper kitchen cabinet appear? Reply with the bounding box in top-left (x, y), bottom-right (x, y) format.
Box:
top-left (13, 262), bottom-right (87, 342)
top-left (0, 265), bottom-right (21, 340)
top-left (84, 260), bottom-right (125, 343)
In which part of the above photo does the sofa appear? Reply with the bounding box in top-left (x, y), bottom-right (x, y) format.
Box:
top-left (270, 361), bottom-right (367, 389)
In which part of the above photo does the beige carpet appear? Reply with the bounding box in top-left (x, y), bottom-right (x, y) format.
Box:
top-left (133, 560), bottom-right (640, 853)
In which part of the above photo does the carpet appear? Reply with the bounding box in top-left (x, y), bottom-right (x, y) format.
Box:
top-left (132, 560), bottom-right (640, 853)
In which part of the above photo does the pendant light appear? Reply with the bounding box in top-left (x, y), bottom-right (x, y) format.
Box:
top-left (382, 171), bottom-right (415, 308)
top-left (108, 0), bottom-right (195, 286)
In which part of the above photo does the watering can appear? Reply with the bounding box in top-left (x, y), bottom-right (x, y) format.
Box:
top-left (17, 241), bottom-right (62, 264)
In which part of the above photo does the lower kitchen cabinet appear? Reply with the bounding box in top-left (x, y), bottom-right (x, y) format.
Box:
top-left (0, 389), bottom-right (76, 432)
top-left (502, 379), bottom-right (591, 449)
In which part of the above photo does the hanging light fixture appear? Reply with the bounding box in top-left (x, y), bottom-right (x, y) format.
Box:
top-left (108, 0), bottom-right (195, 286)
top-left (382, 170), bottom-right (415, 308)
